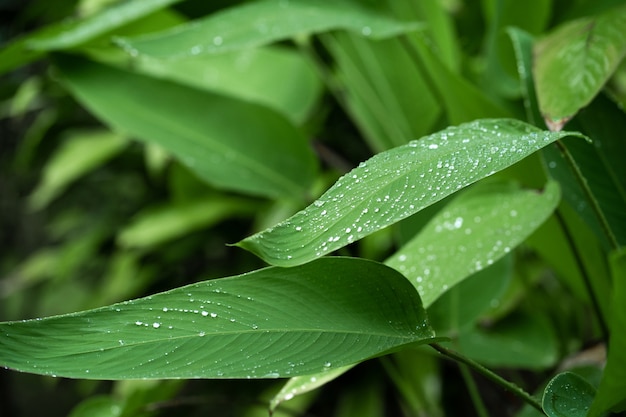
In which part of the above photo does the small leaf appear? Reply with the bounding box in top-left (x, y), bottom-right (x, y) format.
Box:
top-left (55, 55), bottom-right (316, 199)
top-left (0, 258), bottom-right (434, 379)
top-left (542, 372), bottom-right (596, 417)
top-left (29, 129), bottom-right (128, 210)
top-left (269, 365), bottom-right (355, 413)
top-left (115, 0), bottom-right (421, 59)
top-left (534, 4), bottom-right (626, 130)
top-left (588, 248), bottom-right (626, 416)
top-left (386, 180), bottom-right (560, 307)
top-left (237, 119), bottom-right (581, 267)
top-left (117, 197), bottom-right (258, 249)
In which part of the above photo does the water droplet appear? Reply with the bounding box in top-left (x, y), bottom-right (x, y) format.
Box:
top-left (428, 144), bottom-right (439, 150)
top-left (201, 311), bottom-right (209, 317)
top-left (210, 313), bottom-right (218, 318)
top-left (213, 36), bottom-right (223, 46)
top-left (361, 26), bottom-right (372, 36)
top-left (153, 323), bottom-right (160, 328)
top-left (135, 321), bottom-right (143, 326)
top-left (162, 307), bottom-right (168, 312)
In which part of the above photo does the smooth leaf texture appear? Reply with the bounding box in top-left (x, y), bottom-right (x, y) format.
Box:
top-left (0, 258), bottom-right (434, 379)
top-left (55, 55), bottom-right (316, 199)
top-left (534, 4), bottom-right (626, 129)
top-left (238, 119), bottom-right (580, 267)
top-left (29, 129), bottom-right (128, 210)
top-left (117, 197), bottom-right (258, 249)
top-left (387, 180), bottom-right (559, 307)
top-left (26, 0), bottom-right (183, 51)
top-left (542, 372), bottom-right (596, 417)
top-left (115, 0), bottom-right (421, 60)
top-left (134, 46), bottom-right (322, 124)
top-left (269, 365), bottom-right (355, 413)
top-left (588, 248), bottom-right (626, 416)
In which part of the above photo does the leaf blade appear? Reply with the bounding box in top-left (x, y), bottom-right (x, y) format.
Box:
top-left (0, 258), bottom-right (434, 379)
top-left (237, 119), bottom-right (582, 267)
top-left (55, 55), bottom-right (316, 199)
top-left (114, 0), bottom-right (421, 59)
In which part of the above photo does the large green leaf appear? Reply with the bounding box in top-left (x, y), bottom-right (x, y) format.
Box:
top-left (386, 180), bottom-right (560, 307)
top-left (542, 372), bottom-right (596, 417)
top-left (534, 4), bottom-right (626, 130)
top-left (588, 248), bottom-right (626, 417)
top-left (115, 0), bottom-right (420, 59)
top-left (0, 258), bottom-right (434, 379)
top-left (55, 55), bottom-right (316, 199)
top-left (237, 119), bottom-right (581, 267)
top-left (133, 46), bottom-right (322, 124)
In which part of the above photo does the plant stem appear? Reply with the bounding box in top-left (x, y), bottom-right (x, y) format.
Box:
top-left (429, 343), bottom-right (544, 414)
top-left (554, 140), bottom-right (620, 251)
top-left (459, 364), bottom-right (491, 417)
top-left (555, 209), bottom-right (610, 342)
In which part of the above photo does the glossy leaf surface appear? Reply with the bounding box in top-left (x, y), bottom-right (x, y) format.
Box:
top-left (0, 258), bottom-right (434, 379)
top-left (588, 248), bottom-right (626, 416)
top-left (238, 119), bottom-right (580, 267)
top-left (542, 372), bottom-right (596, 417)
top-left (115, 0), bottom-right (420, 59)
top-left (55, 55), bottom-right (316, 199)
top-left (387, 180), bottom-right (559, 307)
top-left (534, 4), bottom-right (626, 129)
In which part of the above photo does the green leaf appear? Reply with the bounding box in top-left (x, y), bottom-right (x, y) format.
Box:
top-left (588, 248), bottom-right (626, 417)
top-left (534, 4), bottom-right (626, 130)
top-left (0, 258), bottom-right (434, 379)
top-left (117, 197), bottom-right (259, 249)
top-left (507, 27), bottom-right (543, 126)
top-left (27, 0), bottom-right (183, 51)
top-left (542, 372), bottom-right (596, 417)
top-left (133, 46), bottom-right (322, 124)
top-left (115, 0), bottom-right (421, 59)
top-left (55, 55), bottom-right (316, 199)
top-left (458, 311), bottom-right (559, 370)
top-left (237, 119), bottom-right (580, 267)
top-left (29, 129), bottom-right (128, 210)
top-left (269, 365), bottom-right (355, 413)
top-left (67, 396), bottom-right (122, 417)
top-left (387, 180), bottom-right (559, 307)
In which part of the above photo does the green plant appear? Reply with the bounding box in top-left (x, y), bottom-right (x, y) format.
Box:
top-left (1, 0), bottom-right (625, 416)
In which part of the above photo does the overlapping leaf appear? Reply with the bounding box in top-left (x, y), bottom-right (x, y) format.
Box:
top-left (55, 55), bottom-right (316, 199)
top-left (386, 180), bottom-right (560, 307)
top-left (0, 258), bottom-right (434, 379)
top-left (115, 0), bottom-right (421, 59)
top-left (534, 4), bottom-right (626, 130)
top-left (237, 119), bottom-right (583, 267)
top-left (542, 372), bottom-right (596, 417)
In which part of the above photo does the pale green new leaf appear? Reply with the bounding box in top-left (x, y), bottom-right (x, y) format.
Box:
top-left (29, 129), bottom-right (128, 210)
top-left (588, 248), bottom-right (626, 416)
top-left (114, 0), bottom-right (421, 59)
top-left (55, 55), bottom-right (316, 199)
top-left (117, 197), bottom-right (259, 249)
top-left (542, 372), bottom-right (596, 417)
top-left (386, 180), bottom-right (560, 307)
top-left (237, 119), bottom-right (582, 267)
top-left (0, 258), bottom-right (434, 379)
top-left (534, 4), bottom-right (626, 130)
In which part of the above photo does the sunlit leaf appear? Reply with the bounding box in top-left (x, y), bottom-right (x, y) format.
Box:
top-left (588, 248), bottom-right (626, 417)
top-left (387, 180), bottom-right (560, 307)
top-left (114, 0), bottom-right (421, 59)
top-left (542, 372), bottom-right (596, 417)
top-left (0, 258), bottom-right (434, 379)
top-left (237, 119), bottom-right (581, 267)
top-left (55, 55), bottom-right (316, 199)
top-left (534, 4), bottom-right (626, 130)
top-left (29, 129), bottom-right (128, 210)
